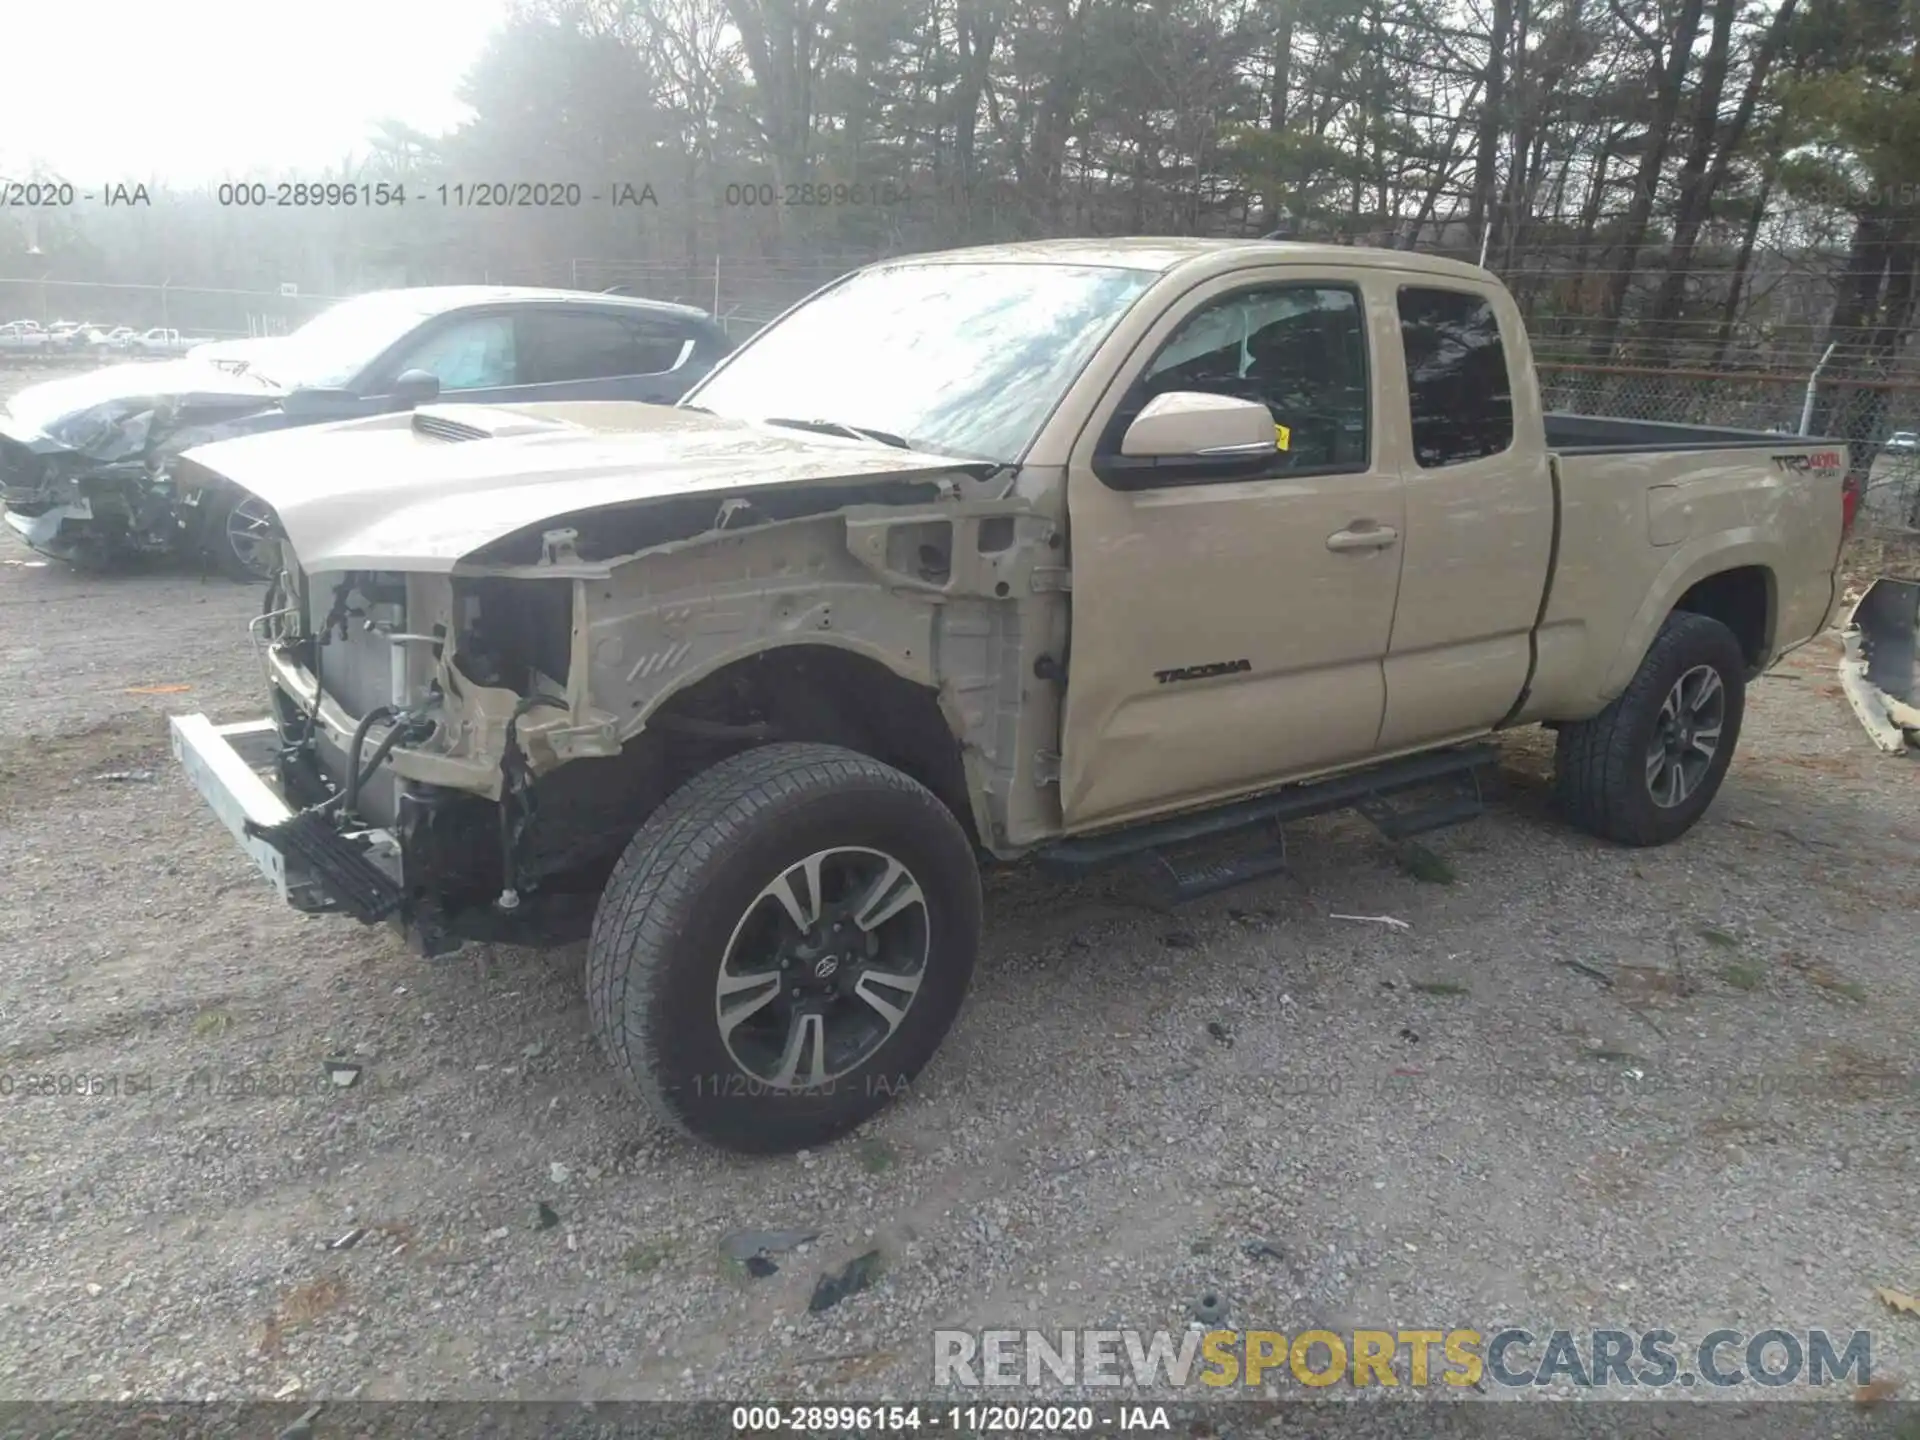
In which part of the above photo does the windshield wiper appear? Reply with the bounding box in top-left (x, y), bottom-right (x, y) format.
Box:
top-left (761, 416), bottom-right (912, 449)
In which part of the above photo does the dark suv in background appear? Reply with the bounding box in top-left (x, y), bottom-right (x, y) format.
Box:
top-left (0, 286), bottom-right (733, 578)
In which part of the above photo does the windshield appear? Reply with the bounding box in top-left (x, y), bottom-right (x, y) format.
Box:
top-left (255, 292), bottom-right (443, 388)
top-left (687, 262), bottom-right (1158, 463)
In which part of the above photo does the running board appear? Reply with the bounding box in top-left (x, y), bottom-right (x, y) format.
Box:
top-left (245, 809), bottom-right (405, 924)
top-left (1145, 840), bottom-right (1293, 904)
top-left (1041, 744), bottom-right (1496, 903)
top-left (1355, 768), bottom-right (1487, 840)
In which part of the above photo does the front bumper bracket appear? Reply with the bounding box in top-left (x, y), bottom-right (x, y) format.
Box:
top-left (170, 713), bottom-right (404, 918)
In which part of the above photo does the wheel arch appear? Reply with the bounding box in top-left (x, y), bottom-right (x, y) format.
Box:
top-left (633, 639), bottom-right (986, 849)
top-left (1670, 564), bottom-right (1776, 675)
top-left (1600, 544), bottom-right (1780, 701)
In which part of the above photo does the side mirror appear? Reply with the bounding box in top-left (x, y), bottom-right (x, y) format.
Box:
top-left (390, 368), bottom-right (442, 409)
top-left (1120, 391), bottom-right (1279, 459)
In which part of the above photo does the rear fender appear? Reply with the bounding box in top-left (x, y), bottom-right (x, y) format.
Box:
top-left (1600, 539), bottom-right (1781, 699)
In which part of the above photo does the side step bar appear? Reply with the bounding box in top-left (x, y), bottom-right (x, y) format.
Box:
top-left (1356, 767), bottom-right (1488, 841)
top-left (1142, 842), bottom-right (1294, 903)
top-left (246, 809), bottom-right (405, 924)
top-left (1039, 743), bottom-right (1496, 903)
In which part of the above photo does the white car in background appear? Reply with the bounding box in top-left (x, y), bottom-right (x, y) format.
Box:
top-left (1884, 430), bottom-right (1918, 454)
top-left (0, 321), bottom-right (50, 352)
top-left (129, 327), bottom-right (203, 356)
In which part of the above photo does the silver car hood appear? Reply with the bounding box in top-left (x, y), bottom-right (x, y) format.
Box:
top-left (2, 358), bottom-right (285, 442)
top-left (179, 401), bottom-right (976, 572)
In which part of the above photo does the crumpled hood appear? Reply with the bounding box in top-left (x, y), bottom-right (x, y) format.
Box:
top-left (0, 358), bottom-right (285, 456)
top-left (178, 400), bottom-right (980, 573)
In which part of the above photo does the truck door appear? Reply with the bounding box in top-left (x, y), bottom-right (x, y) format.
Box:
top-left (1058, 269), bottom-right (1407, 830)
top-left (1375, 282), bottom-right (1554, 750)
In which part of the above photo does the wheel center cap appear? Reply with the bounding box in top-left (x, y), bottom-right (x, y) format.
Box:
top-left (812, 955), bottom-right (840, 980)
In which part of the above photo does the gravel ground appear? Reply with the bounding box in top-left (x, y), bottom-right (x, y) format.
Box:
top-left (2, 426), bottom-right (1918, 1415)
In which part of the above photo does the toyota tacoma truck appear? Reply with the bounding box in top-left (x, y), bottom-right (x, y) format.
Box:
top-left (167, 239), bottom-right (1851, 1153)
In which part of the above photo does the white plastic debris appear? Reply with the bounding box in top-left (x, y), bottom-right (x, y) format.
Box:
top-left (1330, 913), bottom-right (1411, 930)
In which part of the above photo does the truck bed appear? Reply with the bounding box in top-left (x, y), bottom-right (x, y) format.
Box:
top-left (1544, 412), bottom-right (1843, 454)
top-left (1516, 424), bottom-right (1847, 724)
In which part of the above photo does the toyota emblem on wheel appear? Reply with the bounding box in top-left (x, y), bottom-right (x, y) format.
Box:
top-left (710, 843), bottom-right (936, 1095)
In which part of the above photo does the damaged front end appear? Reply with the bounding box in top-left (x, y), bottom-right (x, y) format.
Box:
top-left (238, 560), bottom-right (620, 955)
top-left (0, 380), bottom-right (283, 565)
top-left (180, 528), bottom-right (840, 956)
top-left (170, 400), bottom-right (1066, 958)
top-left (179, 491), bottom-right (1057, 955)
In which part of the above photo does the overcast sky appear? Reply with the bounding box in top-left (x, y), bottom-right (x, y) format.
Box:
top-left (0, 0), bottom-right (507, 186)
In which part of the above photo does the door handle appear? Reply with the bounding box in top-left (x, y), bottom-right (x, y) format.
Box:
top-left (1326, 523), bottom-right (1399, 552)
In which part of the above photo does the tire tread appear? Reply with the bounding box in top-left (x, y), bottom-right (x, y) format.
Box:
top-left (1553, 611), bottom-right (1745, 846)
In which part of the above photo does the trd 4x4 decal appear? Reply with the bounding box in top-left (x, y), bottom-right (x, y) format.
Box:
top-left (1769, 452), bottom-right (1842, 472)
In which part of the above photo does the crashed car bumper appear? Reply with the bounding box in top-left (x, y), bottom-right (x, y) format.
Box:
top-left (169, 712), bottom-right (407, 920)
top-left (1839, 578), bottom-right (1920, 753)
top-left (3, 499), bottom-right (91, 554)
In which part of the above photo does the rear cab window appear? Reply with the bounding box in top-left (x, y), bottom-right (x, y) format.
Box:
top-left (1396, 286), bottom-right (1514, 467)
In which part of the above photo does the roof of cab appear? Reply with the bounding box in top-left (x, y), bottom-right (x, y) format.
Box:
top-left (863, 237), bottom-right (1499, 285)
top-left (350, 285), bottom-right (719, 325)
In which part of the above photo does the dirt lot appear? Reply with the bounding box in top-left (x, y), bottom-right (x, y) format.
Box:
top-left (2, 473), bottom-right (1918, 1411)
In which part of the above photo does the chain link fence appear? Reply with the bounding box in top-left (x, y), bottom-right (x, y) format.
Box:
top-left (0, 277), bottom-right (342, 339)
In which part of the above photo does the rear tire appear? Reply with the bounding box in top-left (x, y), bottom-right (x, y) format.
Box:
top-left (1554, 611), bottom-right (1747, 846)
top-left (586, 742), bottom-right (981, 1154)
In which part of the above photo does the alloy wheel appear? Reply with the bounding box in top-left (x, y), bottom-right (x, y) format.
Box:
top-left (1645, 663), bottom-right (1725, 808)
top-left (226, 495), bottom-right (278, 580)
top-left (713, 846), bottom-right (930, 1090)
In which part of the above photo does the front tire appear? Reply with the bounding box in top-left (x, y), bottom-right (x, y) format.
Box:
top-left (586, 742), bottom-right (981, 1154)
top-left (201, 484), bottom-right (279, 582)
top-left (1554, 611), bottom-right (1747, 846)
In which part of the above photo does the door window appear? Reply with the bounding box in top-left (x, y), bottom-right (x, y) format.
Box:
top-left (1112, 285), bottom-right (1371, 473)
top-left (517, 310), bottom-right (693, 384)
top-left (1396, 287), bottom-right (1514, 467)
top-left (393, 315), bottom-right (517, 391)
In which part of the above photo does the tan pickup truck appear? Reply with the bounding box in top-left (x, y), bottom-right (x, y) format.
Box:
top-left (170, 239), bottom-right (1851, 1152)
